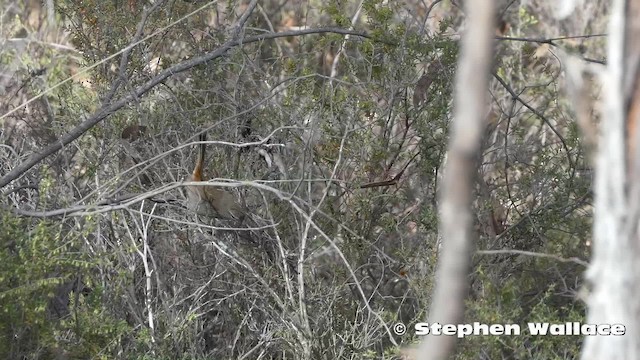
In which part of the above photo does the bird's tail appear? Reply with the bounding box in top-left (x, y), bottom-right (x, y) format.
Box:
top-left (192, 133), bottom-right (207, 180)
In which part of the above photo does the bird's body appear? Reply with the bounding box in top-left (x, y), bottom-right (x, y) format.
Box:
top-left (186, 134), bottom-right (245, 220)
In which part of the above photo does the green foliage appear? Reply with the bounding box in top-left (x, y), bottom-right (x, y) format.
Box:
top-left (0, 211), bottom-right (133, 359)
top-left (460, 271), bottom-right (584, 360)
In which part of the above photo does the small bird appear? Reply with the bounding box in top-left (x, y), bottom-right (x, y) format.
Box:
top-left (186, 133), bottom-right (245, 220)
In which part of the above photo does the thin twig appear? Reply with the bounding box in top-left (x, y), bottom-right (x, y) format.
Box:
top-left (476, 249), bottom-right (589, 267)
top-left (0, 27), bottom-right (380, 189)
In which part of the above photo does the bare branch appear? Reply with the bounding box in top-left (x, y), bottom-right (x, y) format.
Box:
top-left (495, 33), bottom-right (607, 45)
top-left (476, 249), bottom-right (589, 267)
top-left (493, 72), bottom-right (574, 170)
top-left (0, 14), bottom-right (381, 189)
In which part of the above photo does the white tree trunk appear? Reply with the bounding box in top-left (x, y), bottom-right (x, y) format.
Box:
top-left (582, 0), bottom-right (640, 358)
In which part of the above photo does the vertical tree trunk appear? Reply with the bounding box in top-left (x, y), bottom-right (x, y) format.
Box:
top-left (412, 1), bottom-right (495, 359)
top-left (582, 0), bottom-right (640, 358)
